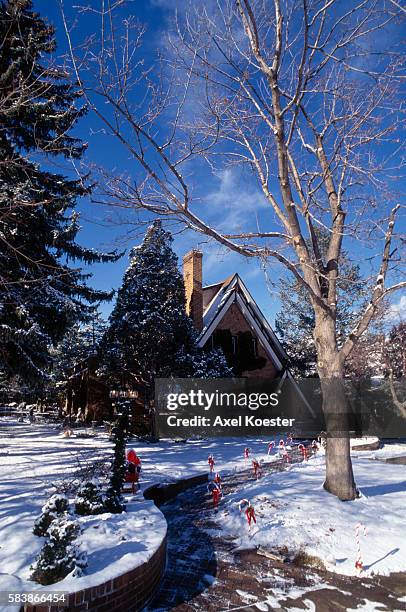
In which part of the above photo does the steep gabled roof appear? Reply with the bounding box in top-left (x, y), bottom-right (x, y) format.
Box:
top-left (198, 273), bottom-right (316, 417)
top-left (197, 273), bottom-right (288, 370)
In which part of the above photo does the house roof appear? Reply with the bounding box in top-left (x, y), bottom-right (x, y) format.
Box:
top-left (198, 273), bottom-right (316, 417)
top-left (198, 273), bottom-right (288, 370)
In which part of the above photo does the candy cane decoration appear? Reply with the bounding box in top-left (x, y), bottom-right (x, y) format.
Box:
top-left (238, 499), bottom-right (256, 531)
top-left (238, 499), bottom-right (250, 513)
top-left (252, 458), bottom-right (262, 478)
top-left (267, 441), bottom-right (275, 455)
top-left (298, 443), bottom-right (308, 462)
top-left (355, 523), bottom-right (367, 573)
top-left (278, 439), bottom-right (290, 463)
top-left (245, 504), bottom-right (256, 531)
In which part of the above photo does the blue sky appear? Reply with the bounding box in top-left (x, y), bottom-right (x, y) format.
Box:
top-left (36, 0), bottom-right (285, 323)
top-left (36, 0), bottom-right (405, 327)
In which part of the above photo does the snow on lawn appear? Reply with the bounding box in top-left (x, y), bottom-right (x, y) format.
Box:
top-left (132, 436), bottom-right (285, 487)
top-left (213, 451), bottom-right (406, 577)
top-left (0, 417), bottom-right (405, 596)
top-left (2, 498), bottom-right (166, 588)
top-left (0, 421), bottom-right (279, 598)
top-left (350, 436), bottom-right (379, 448)
top-left (0, 419), bottom-right (166, 602)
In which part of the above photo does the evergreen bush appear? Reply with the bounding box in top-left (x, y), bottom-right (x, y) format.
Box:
top-left (33, 494), bottom-right (70, 537)
top-left (31, 516), bottom-right (87, 585)
top-left (74, 480), bottom-right (105, 516)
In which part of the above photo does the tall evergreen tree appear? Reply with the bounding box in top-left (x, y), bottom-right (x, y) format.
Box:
top-left (0, 0), bottom-right (119, 385)
top-left (48, 313), bottom-right (107, 400)
top-left (102, 220), bottom-right (230, 389)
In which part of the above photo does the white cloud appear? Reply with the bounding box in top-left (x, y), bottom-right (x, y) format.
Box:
top-left (206, 168), bottom-right (270, 234)
top-left (386, 294), bottom-right (406, 322)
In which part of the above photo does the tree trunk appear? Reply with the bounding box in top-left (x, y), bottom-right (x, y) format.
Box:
top-left (315, 314), bottom-right (357, 501)
top-left (321, 378), bottom-right (357, 501)
top-left (324, 437), bottom-right (356, 500)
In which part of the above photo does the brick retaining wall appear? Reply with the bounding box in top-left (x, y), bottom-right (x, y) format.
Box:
top-left (22, 472), bottom-right (210, 612)
top-left (23, 533), bottom-right (167, 612)
top-left (143, 473), bottom-right (209, 506)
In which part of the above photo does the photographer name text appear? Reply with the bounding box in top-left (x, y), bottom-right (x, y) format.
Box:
top-left (165, 415), bottom-right (295, 428)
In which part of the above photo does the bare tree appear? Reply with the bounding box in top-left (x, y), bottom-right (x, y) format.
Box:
top-left (62, 0), bottom-right (405, 500)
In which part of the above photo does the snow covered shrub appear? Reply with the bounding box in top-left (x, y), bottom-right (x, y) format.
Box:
top-left (74, 480), bottom-right (105, 516)
top-left (31, 516), bottom-right (87, 585)
top-left (33, 494), bottom-right (70, 537)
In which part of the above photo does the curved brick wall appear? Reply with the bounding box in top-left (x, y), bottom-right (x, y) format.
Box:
top-left (23, 533), bottom-right (167, 612)
top-left (22, 474), bottom-right (209, 612)
top-left (144, 473), bottom-right (208, 506)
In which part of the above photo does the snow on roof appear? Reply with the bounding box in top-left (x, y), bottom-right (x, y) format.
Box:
top-left (198, 274), bottom-right (287, 366)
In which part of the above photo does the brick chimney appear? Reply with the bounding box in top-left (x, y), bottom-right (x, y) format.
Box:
top-left (183, 250), bottom-right (203, 332)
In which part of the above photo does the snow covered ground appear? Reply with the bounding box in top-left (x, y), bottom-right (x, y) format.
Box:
top-left (133, 435), bottom-right (285, 486)
top-left (0, 419), bottom-right (166, 606)
top-left (212, 451), bottom-right (406, 577)
top-left (0, 416), bottom-right (405, 602)
top-left (0, 496), bottom-right (165, 589)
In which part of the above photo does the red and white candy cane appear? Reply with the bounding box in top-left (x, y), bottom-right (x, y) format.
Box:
top-left (238, 498), bottom-right (250, 513)
top-left (298, 443), bottom-right (308, 461)
top-left (355, 523), bottom-right (367, 572)
top-left (268, 441), bottom-right (275, 455)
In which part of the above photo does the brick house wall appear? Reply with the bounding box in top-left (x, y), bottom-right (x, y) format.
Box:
top-left (213, 303), bottom-right (278, 379)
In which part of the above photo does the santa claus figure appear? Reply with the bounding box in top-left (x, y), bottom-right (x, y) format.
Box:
top-left (208, 454), bottom-right (215, 472)
top-left (125, 449), bottom-right (142, 493)
top-left (244, 447), bottom-right (250, 463)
